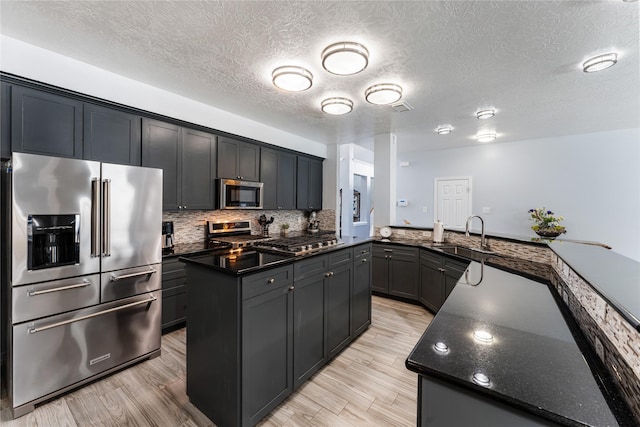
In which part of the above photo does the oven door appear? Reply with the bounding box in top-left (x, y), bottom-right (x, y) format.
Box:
top-left (219, 179), bottom-right (264, 209)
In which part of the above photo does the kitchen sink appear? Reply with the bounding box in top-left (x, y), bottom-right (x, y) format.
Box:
top-left (433, 245), bottom-right (500, 261)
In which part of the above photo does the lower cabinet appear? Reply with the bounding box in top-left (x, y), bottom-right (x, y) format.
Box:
top-left (419, 250), bottom-right (469, 312)
top-left (372, 243), bottom-right (419, 300)
top-left (185, 245), bottom-right (371, 427)
top-left (161, 256), bottom-right (187, 331)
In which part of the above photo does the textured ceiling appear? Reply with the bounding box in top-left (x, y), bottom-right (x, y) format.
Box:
top-left (0, 1), bottom-right (638, 152)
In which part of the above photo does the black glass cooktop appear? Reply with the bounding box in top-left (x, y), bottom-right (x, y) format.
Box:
top-left (183, 248), bottom-right (294, 273)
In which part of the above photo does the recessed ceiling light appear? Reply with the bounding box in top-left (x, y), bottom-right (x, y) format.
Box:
top-left (436, 125), bottom-right (453, 135)
top-left (272, 66), bottom-right (313, 92)
top-left (476, 132), bottom-right (496, 143)
top-left (321, 97), bottom-right (353, 115)
top-left (582, 53), bottom-right (618, 73)
top-left (476, 109), bottom-right (495, 120)
top-left (322, 42), bottom-right (369, 75)
top-left (365, 83), bottom-right (403, 105)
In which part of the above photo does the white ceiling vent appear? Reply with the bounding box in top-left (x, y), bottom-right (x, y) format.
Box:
top-left (390, 101), bottom-right (414, 112)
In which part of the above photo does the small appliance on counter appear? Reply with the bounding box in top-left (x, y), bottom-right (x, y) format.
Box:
top-left (307, 211), bottom-right (320, 233)
top-left (433, 220), bottom-right (445, 243)
top-left (162, 221), bottom-right (175, 249)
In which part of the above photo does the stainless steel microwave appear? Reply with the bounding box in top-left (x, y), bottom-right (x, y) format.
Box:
top-left (219, 179), bottom-right (264, 209)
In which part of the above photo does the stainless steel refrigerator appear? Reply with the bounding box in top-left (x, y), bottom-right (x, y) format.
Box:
top-left (4, 152), bottom-right (163, 418)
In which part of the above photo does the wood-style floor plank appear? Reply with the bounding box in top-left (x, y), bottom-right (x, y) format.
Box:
top-left (1, 296), bottom-right (432, 426)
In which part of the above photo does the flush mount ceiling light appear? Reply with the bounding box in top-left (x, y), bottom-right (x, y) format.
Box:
top-left (476, 132), bottom-right (496, 143)
top-left (321, 97), bottom-right (353, 115)
top-left (582, 53), bottom-right (618, 73)
top-left (365, 83), bottom-right (403, 105)
top-left (321, 42), bottom-right (369, 75)
top-left (436, 125), bottom-right (453, 135)
top-left (476, 109), bottom-right (495, 120)
top-left (272, 66), bottom-right (313, 92)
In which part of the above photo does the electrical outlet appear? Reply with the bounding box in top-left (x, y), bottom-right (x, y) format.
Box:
top-left (422, 206), bottom-right (428, 213)
top-left (595, 297), bottom-right (607, 320)
top-left (422, 231), bottom-right (431, 237)
top-left (595, 337), bottom-right (604, 362)
top-left (397, 229), bottom-right (406, 236)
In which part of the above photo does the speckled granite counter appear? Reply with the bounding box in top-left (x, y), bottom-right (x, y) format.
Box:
top-left (162, 241), bottom-right (215, 258)
top-left (406, 262), bottom-right (633, 426)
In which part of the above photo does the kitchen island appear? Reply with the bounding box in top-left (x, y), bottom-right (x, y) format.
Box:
top-left (179, 237), bottom-right (372, 427)
top-left (405, 260), bottom-right (636, 426)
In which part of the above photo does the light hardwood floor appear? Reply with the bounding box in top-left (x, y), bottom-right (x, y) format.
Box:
top-left (1, 296), bottom-right (432, 426)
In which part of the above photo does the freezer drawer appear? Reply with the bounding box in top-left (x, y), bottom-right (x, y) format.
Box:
top-left (11, 292), bottom-right (161, 409)
top-left (101, 263), bottom-right (161, 303)
top-left (12, 274), bottom-right (100, 324)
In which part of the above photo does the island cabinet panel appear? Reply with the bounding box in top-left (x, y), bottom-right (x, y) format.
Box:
top-left (296, 155), bottom-right (323, 210)
top-left (352, 244), bottom-right (372, 337)
top-left (217, 136), bottom-right (260, 181)
top-left (372, 243), bottom-right (419, 300)
top-left (11, 85), bottom-right (83, 159)
top-left (242, 283), bottom-right (293, 426)
top-left (260, 147), bottom-right (297, 210)
top-left (83, 103), bottom-right (141, 165)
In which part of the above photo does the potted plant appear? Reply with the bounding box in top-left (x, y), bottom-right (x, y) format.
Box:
top-left (528, 207), bottom-right (566, 238)
top-left (281, 223), bottom-right (290, 237)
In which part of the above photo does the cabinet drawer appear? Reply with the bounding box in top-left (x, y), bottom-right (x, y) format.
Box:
top-left (329, 248), bottom-right (353, 267)
top-left (242, 265), bottom-right (293, 300)
top-left (163, 257), bottom-right (187, 273)
top-left (354, 244), bottom-right (371, 259)
top-left (162, 291), bottom-right (187, 328)
top-left (163, 268), bottom-right (186, 283)
top-left (294, 255), bottom-right (329, 281)
top-left (420, 249), bottom-right (442, 268)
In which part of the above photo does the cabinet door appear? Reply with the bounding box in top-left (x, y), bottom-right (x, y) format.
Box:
top-left (142, 119), bottom-right (181, 211)
top-left (326, 263), bottom-right (352, 359)
top-left (217, 137), bottom-right (238, 179)
top-left (11, 86), bottom-right (83, 158)
top-left (420, 260), bottom-right (444, 312)
top-left (308, 158), bottom-right (323, 210)
top-left (388, 248), bottom-right (419, 300)
top-left (1, 82), bottom-right (10, 158)
top-left (260, 147), bottom-right (278, 209)
top-left (352, 246), bottom-right (372, 337)
top-left (277, 151), bottom-right (297, 209)
top-left (296, 156), bottom-right (323, 210)
top-left (293, 274), bottom-right (326, 389)
top-left (242, 285), bottom-right (293, 426)
top-left (444, 259), bottom-right (470, 300)
top-left (371, 251), bottom-right (389, 294)
top-left (238, 141), bottom-right (260, 181)
top-left (182, 128), bottom-right (216, 210)
top-left (83, 103), bottom-right (141, 165)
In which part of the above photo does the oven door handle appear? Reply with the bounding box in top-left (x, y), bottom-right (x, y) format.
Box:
top-left (27, 280), bottom-right (91, 297)
top-left (91, 178), bottom-right (101, 257)
top-left (110, 268), bottom-right (157, 282)
top-left (27, 295), bottom-right (157, 334)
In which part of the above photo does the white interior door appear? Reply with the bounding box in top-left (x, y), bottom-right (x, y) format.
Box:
top-left (434, 177), bottom-right (472, 229)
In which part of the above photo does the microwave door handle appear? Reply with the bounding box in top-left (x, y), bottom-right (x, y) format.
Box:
top-left (102, 179), bottom-right (111, 257)
top-left (91, 178), bottom-right (101, 257)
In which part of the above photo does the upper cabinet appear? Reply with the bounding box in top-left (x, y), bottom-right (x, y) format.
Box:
top-left (142, 118), bottom-right (216, 211)
top-left (83, 103), bottom-right (141, 165)
top-left (11, 85), bottom-right (83, 159)
top-left (297, 156), bottom-right (323, 210)
top-left (1, 82), bottom-right (10, 159)
top-left (261, 147), bottom-right (297, 210)
top-left (217, 136), bottom-right (260, 181)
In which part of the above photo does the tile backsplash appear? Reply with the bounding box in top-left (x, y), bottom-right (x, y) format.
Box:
top-left (163, 209), bottom-right (336, 244)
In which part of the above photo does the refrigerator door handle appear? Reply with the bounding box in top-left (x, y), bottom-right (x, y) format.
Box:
top-left (110, 268), bottom-right (157, 282)
top-left (102, 179), bottom-right (111, 257)
top-left (27, 295), bottom-right (158, 334)
top-left (91, 178), bottom-right (101, 257)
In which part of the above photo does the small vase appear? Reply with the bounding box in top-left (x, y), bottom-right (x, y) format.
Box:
top-left (534, 227), bottom-right (565, 238)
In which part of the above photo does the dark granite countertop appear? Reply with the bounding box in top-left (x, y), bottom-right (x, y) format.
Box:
top-left (162, 241), bottom-right (215, 258)
top-left (550, 243), bottom-right (640, 331)
top-left (406, 262), bottom-right (626, 427)
top-left (179, 236), bottom-right (373, 275)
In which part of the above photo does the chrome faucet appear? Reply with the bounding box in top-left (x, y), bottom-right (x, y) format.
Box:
top-left (465, 215), bottom-right (487, 250)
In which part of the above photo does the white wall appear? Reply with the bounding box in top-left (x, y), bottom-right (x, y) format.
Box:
top-left (395, 129), bottom-right (640, 261)
top-left (0, 35), bottom-right (327, 158)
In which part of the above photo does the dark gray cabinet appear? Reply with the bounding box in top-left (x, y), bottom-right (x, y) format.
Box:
top-left (142, 119), bottom-right (216, 211)
top-left (296, 156), bottom-right (323, 210)
top-left (372, 243), bottom-right (419, 300)
top-left (352, 244), bottom-right (372, 337)
top-left (83, 103), bottom-right (141, 165)
top-left (161, 256), bottom-right (187, 331)
top-left (326, 249), bottom-right (353, 358)
top-left (11, 86), bottom-right (83, 158)
top-left (419, 250), bottom-right (469, 312)
top-left (217, 136), bottom-right (260, 181)
top-left (1, 82), bottom-right (10, 158)
top-left (260, 147), bottom-right (297, 210)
